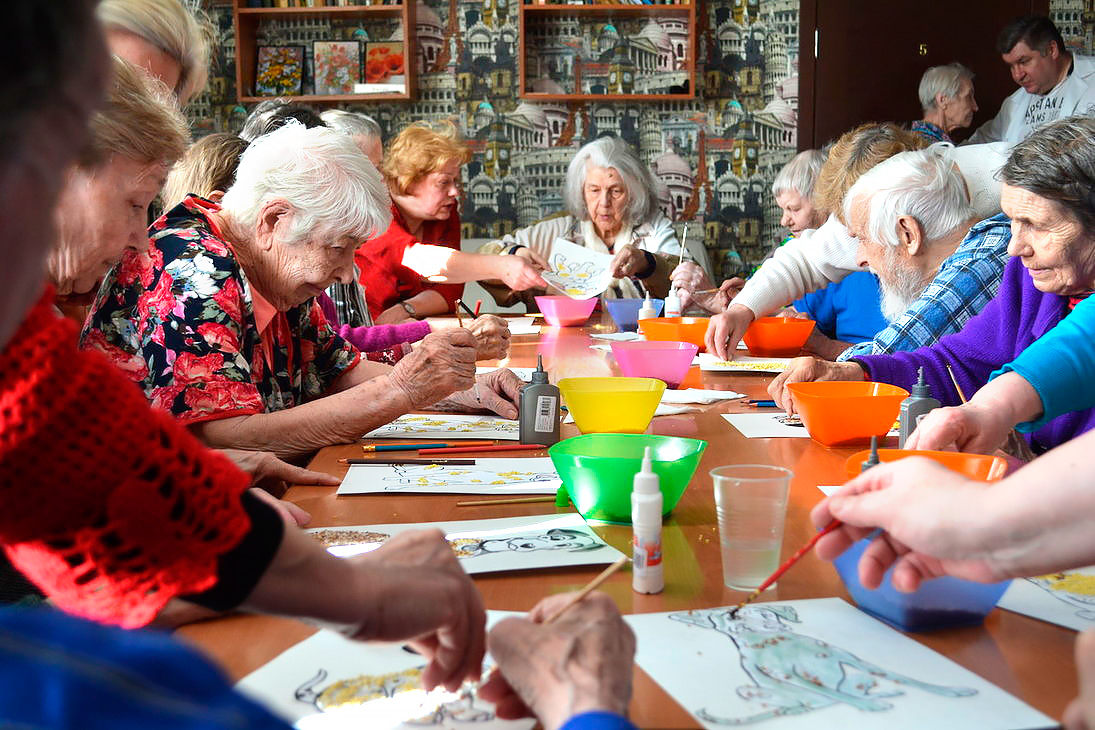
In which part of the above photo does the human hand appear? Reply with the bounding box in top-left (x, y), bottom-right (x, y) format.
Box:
top-left (438, 367), bottom-right (523, 419)
top-left (767, 356), bottom-right (864, 412)
top-left (704, 303), bottom-right (755, 360)
top-left (249, 487), bottom-right (311, 527)
top-left (375, 304), bottom-right (416, 325)
top-left (801, 328), bottom-right (852, 362)
top-left (670, 261), bottom-right (714, 309)
top-left (347, 529), bottom-right (486, 691)
top-left (479, 591), bottom-right (635, 730)
top-left (690, 277), bottom-right (745, 315)
top-left (608, 245), bottom-right (648, 279)
top-left (904, 403), bottom-right (1013, 454)
top-left (220, 448), bottom-right (340, 495)
top-left (1065, 629), bottom-right (1095, 730)
top-left (494, 251), bottom-right (548, 291)
top-left (467, 314), bottom-right (511, 360)
top-left (810, 457), bottom-right (1003, 591)
top-left (389, 329), bottom-right (478, 409)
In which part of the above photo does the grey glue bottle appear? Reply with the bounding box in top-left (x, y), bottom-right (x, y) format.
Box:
top-left (631, 446), bottom-right (664, 594)
top-left (898, 367), bottom-right (941, 447)
top-left (518, 355), bottom-right (561, 446)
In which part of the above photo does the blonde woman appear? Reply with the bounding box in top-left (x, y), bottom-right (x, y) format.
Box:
top-left (98, 0), bottom-right (211, 105)
top-left (356, 122), bottom-right (548, 323)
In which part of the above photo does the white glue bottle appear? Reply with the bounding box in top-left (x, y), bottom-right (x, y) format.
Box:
top-left (637, 292), bottom-right (658, 322)
top-left (631, 447), bottom-right (664, 594)
top-left (663, 286), bottom-right (682, 318)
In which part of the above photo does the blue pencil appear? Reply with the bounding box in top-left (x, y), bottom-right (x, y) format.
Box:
top-left (361, 441), bottom-right (494, 453)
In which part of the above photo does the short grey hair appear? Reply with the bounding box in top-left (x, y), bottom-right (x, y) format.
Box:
top-left (918, 62), bottom-right (974, 113)
top-left (321, 109), bottom-right (382, 141)
top-left (564, 136), bottom-right (659, 225)
top-left (220, 122), bottom-right (391, 246)
top-left (771, 149), bottom-right (826, 199)
top-left (1001, 115), bottom-right (1095, 236)
top-left (843, 144), bottom-right (973, 248)
top-left (97, 0), bottom-right (212, 105)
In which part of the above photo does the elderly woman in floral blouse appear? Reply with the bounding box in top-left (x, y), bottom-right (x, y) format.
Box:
top-left (83, 122), bottom-right (521, 458)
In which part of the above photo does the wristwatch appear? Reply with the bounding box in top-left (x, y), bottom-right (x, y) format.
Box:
top-left (399, 300), bottom-right (418, 319)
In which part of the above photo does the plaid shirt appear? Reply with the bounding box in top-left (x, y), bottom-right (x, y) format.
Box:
top-left (838, 214), bottom-right (1012, 361)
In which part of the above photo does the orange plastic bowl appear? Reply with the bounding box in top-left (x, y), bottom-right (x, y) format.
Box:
top-left (743, 316), bottom-right (815, 357)
top-left (844, 448), bottom-right (1009, 481)
top-left (786, 381), bottom-right (909, 447)
top-left (638, 316), bottom-right (710, 352)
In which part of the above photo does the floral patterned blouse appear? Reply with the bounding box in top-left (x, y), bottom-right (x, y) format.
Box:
top-left (81, 195), bottom-right (364, 425)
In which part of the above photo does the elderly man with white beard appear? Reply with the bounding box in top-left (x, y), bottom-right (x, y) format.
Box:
top-left (833, 145), bottom-right (1012, 362)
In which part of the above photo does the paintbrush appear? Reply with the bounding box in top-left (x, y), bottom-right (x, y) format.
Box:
top-left (678, 224), bottom-right (689, 268)
top-left (457, 495), bottom-right (558, 507)
top-left (945, 364), bottom-right (1035, 461)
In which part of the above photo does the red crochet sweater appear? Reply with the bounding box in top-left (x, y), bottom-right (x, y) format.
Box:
top-left (0, 290), bottom-right (253, 627)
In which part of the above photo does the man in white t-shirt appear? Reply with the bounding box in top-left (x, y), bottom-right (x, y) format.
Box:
top-left (967, 15), bottom-right (1095, 145)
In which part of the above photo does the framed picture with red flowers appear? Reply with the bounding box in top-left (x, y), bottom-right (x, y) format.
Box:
top-left (365, 41), bottom-right (405, 85)
top-left (255, 46), bottom-right (304, 97)
top-left (312, 40), bottom-right (361, 96)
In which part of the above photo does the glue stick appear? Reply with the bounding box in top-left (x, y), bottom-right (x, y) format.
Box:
top-left (632, 446), bottom-right (664, 594)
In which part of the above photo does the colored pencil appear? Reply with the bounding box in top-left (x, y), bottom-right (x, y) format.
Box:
top-left (473, 299), bottom-right (483, 317)
top-left (692, 287), bottom-right (720, 296)
top-left (746, 399), bottom-right (778, 407)
top-left (728, 519), bottom-right (842, 618)
top-left (457, 495), bottom-right (558, 507)
top-left (457, 299), bottom-right (477, 320)
top-left (455, 301), bottom-right (465, 328)
top-left (338, 458), bottom-right (476, 465)
top-left (946, 364), bottom-right (1035, 461)
top-left (542, 556), bottom-right (631, 624)
top-left (426, 444), bottom-right (545, 455)
top-left (362, 441), bottom-right (494, 453)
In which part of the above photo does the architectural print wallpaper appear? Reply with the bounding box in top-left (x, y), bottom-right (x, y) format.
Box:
top-left (187, 0), bottom-right (1092, 279)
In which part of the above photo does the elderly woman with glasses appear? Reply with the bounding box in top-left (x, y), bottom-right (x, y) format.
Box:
top-left (83, 122), bottom-right (522, 458)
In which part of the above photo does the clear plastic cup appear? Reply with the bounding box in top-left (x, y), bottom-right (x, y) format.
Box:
top-left (710, 464), bottom-right (791, 590)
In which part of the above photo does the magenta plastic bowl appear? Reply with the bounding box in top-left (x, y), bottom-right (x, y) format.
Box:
top-left (610, 341), bottom-right (699, 388)
top-left (535, 296), bottom-right (598, 327)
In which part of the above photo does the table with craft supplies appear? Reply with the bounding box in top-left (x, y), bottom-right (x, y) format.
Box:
top-left (179, 310), bottom-right (1079, 729)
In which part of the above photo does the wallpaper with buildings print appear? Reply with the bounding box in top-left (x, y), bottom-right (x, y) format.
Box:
top-left (187, 0), bottom-right (1092, 278)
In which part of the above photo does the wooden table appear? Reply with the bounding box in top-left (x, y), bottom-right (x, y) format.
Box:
top-left (179, 314), bottom-right (1078, 727)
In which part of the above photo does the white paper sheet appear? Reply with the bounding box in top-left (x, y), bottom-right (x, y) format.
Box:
top-left (698, 353), bottom-right (792, 373)
top-left (626, 598), bottom-right (1052, 730)
top-left (660, 388), bottom-right (746, 404)
top-left (562, 403), bottom-right (696, 423)
top-left (998, 567), bottom-right (1095, 631)
top-left (476, 366), bottom-right (535, 382)
top-left (816, 484), bottom-right (841, 496)
top-left (591, 331), bottom-right (643, 341)
top-left (541, 238), bottom-right (614, 299)
top-left (364, 414), bottom-right (520, 441)
top-left (337, 457), bottom-right (561, 496)
top-left (236, 612), bottom-right (533, 729)
top-left (721, 412), bottom-right (813, 438)
top-left (307, 513), bottom-right (625, 574)
top-left (502, 320), bottom-right (542, 336)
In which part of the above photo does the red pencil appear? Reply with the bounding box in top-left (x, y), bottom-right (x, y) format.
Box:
top-left (473, 299), bottom-right (483, 317)
top-left (426, 443), bottom-right (545, 455)
top-left (729, 519), bottom-right (842, 617)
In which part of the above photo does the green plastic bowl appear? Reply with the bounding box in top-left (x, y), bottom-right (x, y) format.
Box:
top-left (548, 433), bottom-right (707, 523)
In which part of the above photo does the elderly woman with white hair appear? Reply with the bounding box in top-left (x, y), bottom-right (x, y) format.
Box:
top-left (83, 123), bottom-right (522, 458)
top-left (912, 62), bottom-right (979, 144)
top-left (480, 136), bottom-right (710, 306)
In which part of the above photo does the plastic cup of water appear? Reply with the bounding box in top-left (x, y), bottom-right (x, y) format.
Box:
top-left (710, 464), bottom-right (791, 591)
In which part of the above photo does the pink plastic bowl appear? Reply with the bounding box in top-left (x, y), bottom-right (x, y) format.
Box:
top-left (535, 296), bottom-right (598, 327)
top-left (610, 341), bottom-right (699, 388)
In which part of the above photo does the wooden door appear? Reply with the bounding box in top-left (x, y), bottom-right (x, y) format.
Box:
top-left (798, 0), bottom-right (1050, 149)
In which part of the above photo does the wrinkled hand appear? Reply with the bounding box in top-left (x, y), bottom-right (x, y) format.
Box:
top-left (249, 487), bottom-right (311, 527)
top-left (1065, 629), bottom-right (1095, 730)
top-left (670, 261), bottom-right (713, 309)
top-left (609, 245), bottom-right (648, 279)
top-left (467, 314), bottom-right (511, 360)
top-left (375, 304), bottom-right (416, 325)
top-left (348, 529), bottom-right (486, 691)
top-left (480, 591), bottom-right (635, 730)
top-left (438, 367), bottom-right (523, 419)
top-left (768, 356), bottom-right (864, 412)
top-left (389, 329), bottom-right (478, 409)
top-left (495, 252), bottom-right (548, 291)
top-left (704, 303), bottom-right (755, 360)
top-left (220, 448), bottom-right (340, 495)
top-left (691, 277), bottom-right (746, 315)
top-left (904, 403), bottom-right (1013, 454)
top-left (811, 458), bottom-right (1005, 592)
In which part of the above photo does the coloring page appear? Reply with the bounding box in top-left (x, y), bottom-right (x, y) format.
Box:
top-left (626, 598), bottom-right (1052, 729)
top-left (698, 353), bottom-right (792, 373)
top-left (307, 513), bottom-right (624, 574)
top-left (541, 238), bottom-right (614, 299)
top-left (337, 457), bottom-right (561, 496)
top-left (236, 611), bottom-right (533, 729)
top-left (998, 566), bottom-right (1095, 631)
top-left (365, 414), bottom-right (520, 441)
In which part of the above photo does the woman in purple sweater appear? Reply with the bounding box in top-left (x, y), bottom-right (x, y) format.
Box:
top-left (768, 115), bottom-right (1095, 453)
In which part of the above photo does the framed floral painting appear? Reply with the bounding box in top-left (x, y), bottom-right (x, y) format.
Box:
top-left (255, 46), bottom-right (304, 97)
top-left (312, 40), bottom-right (361, 95)
top-left (364, 41), bottom-right (405, 84)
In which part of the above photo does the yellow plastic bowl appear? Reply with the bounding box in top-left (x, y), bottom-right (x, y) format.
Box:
top-left (558, 377), bottom-right (666, 434)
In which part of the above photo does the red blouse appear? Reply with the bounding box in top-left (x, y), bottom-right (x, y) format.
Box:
top-left (355, 203), bottom-right (463, 319)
